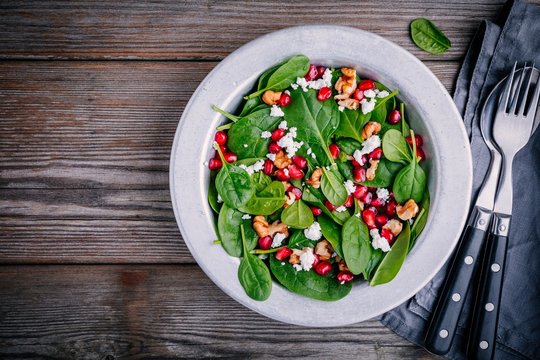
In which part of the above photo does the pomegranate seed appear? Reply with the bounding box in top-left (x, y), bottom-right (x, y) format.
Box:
top-left (310, 206), bottom-right (322, 216)
top-left (353, 185), bottom-right (368, 199)
top-left (275, 169), bottom-right (290, 181)
top-left (386, 201), bottom-right (396, 216)
top-left (361, 192), bottom-right (373, 205)
top-left (224, 152), bottom-right (237, 163)
top-left (362, 209), bottom-right (376, 228)
top-left (305, 64), bottom-right (318, 81)
top-left (343, 195), bottom-right (353, 208)
top-left (369, 147), bottom-right (383, 160)
top-left (381, 228), bottom-right (395, 245)
top-left (416, 147), bottom-right (425, 161)
top-left (387, 109), bottom-right (401, 125)
top-left (370, 197), bottom-right (385, 208)
top-left (208, 158), bottom-right (222, 170)
top-left (329, 143), bottom-right (340, 159)
top-left (271, 128), bottom-right (286, 141)
top-left (288, 164), bottom-right (304, 180)
top-left (316, 66), bottom-right (326, 78)
top-left (277, 93), bottom-right (291, 107)
top-left (263, 159), bottom-right (274, 175)
top-left (375, 214), bottom-right (388, 227)
top-left (312, 254), bottom-right (320, 267)
top-left (258, 236), bottom-right (272, 250)
top-left (218, 144), bottom-right (228, 154)
top-left (317, 87), bottom-right (332, 101)
top-left (351, 159), bottom-right (361, 167)
top-left (275, 247), bottom-right (292, 261)
top-left (268, 142), bottom-right (281, 154)
top-left (337, 271), bottom-right (354, 283)
top-left (214, 131), bottom-right (227, 145)
top-left (358, 79), bottom-right (375, 91)
top-left (325, 200), bottom-right (337, 212)
top-left (291, 155), bottom-right (307, 169)
top-left (353, 166), bottom-right (366, 182)
top-left (315, 261), bottom-right (332, 276)
top-left (406, 135), bottom-right (424, 147)
top-left (289, 186), bottom-right (303, 200)
top-left (353, 89), bottom-right (365, 101)
top-left (362, 154), bottom-right (369, 164)
top-left (367, 206), bottom-right (378, 215)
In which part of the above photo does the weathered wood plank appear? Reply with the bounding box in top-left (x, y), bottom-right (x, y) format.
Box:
top-left (0, 61), bottom-right (459, 190)
top-left (0, 0), bottom-right (505, 61)
top-left (0, 264), bottom-right (440, 359)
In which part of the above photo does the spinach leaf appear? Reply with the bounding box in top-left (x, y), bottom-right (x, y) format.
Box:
top-left (410, 194), bottom-right (430, 250)
top-left (282, 89), bottom-right (340, 166)
top-left (218, 204), bottom-right (258, 257)
top-left (370, 222), bottom-right (411, 286)
top-left (336, 138), bottom-right (362, 155)
top-left (410, 18), bottom-right (451, 55)
top-left (318, 214), bottom-right (343, 258)
top-left (267, 207), bottom-right (283, 223)
top-left (364, 250), bottom-right (384, 281)
top-left (208, 171), bottom-right (221, 214)
top-left (239, 98), bottom-right (264, 117)
top-left (302, 187), bottom-right (349, 225)
top-left (227, 107), bottom-right (282, 158)
top-left (392, 159), bottom-right (427, 204)
top-left (251, 171), bottom-right (272, 192)
top-left (341, 214), bottom-right (372, 276)
top-left (281, 199), bottom-right (314, 229)
top-left (400, 102), bottom-right (411, 138)
top-left (359, 158), bottom-right (403, 188)
top-left (335, 108), bottom-right (371, 142)
top-left (382, 129), bottom-right (413, 164)
top-left (211, 105), bottom-right (240, 122)
top-left (288, 230), bottom-right (316, 250)
top-left (215, 147), bottom-right (255, 208)
top-left (239, 181), bottom-right (286, 215)
top-left (336, 159), bottom-right (354, 183)
top-left (321, 167), bottom-right (348, 206)
top-left (238, 224), bottom-right (272, 301)
top-left (269, 256), bottom-right (352, 301)
top-left (246, 55), bottom-right (310, 99)
top-left (257, 63), bottom-right (280, 91)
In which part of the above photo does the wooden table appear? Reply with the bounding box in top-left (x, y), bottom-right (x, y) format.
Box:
top-left (0, 1), bottom-right (514, 358)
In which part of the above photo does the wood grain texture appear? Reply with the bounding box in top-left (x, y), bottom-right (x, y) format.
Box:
top-left (0, 264), bottom-right (440, 359)
top-left (0, 61), bottom-right (459, 190)
top-left (0, 0), bottom-right (505, 61)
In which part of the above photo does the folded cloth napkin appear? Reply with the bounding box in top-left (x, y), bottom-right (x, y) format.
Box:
top-left (380, 0), bottom-right (540, 359)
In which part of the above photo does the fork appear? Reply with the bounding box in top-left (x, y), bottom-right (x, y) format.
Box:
top-left (467, 63), bottom-right (540, 360)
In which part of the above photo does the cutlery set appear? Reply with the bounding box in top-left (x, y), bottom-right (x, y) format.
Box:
top-left (425, 63), bottom-right (540, 359)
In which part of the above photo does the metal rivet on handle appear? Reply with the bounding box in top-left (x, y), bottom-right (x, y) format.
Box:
top-left (485, 303), bottom-right (494, 312)
top-left (439, 329), bottom-right (449, 338)
top-left (480, 341), bottom-right (489, 350)
top-left (491, 263), bottom-right (501, 272)
top-left (464, 256), bottom-right (473, 265)
top-left (479, 219), bottom-right (486, 226)
top-left (452, 293), bottom-right (461, 302)
top-left (499, 224), bottom-right (506, 232)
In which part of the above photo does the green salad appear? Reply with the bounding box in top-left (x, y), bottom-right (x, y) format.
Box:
top-left (206, 55), bottom-right (430, 302)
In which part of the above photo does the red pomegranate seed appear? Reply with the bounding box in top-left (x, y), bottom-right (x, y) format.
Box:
top-left (316, 66), bottom-right (326, 78)
top-left (367, 206), bottom-right (378, 215)
top-left (277, 93), bottom-right (291, 107)
top-left (275, 169), bottom-right (290, 181)
top-left (271, 128), bottom-right (286, 141)
top-left (353, 89), bottom-right (365, 101)
top-left (208, 158), bottom-right (222, 170)
top-left (288, 164), bottom-right (304, 180)
top-left (369, 147), bottom-right (383, 160)
top-left (214, 131), bottom-right (227, 145)
top-left (375, 214), bottom-right (388, 227)
top-left (337, 271), bottom-right (354, 283)
top-left (218, 144), bottom-right (228, 155)
top-left (224, 153), bottom-right (237, 163)
top-left (406, 135), bottom-right (423, 147)
top-left (343, 195), bottom-right (354, 208)
top-left (258, 236), bottom-right (272, 250)
top-left (387, 109), bottom-right (401, 125)
top-left (351, 159), bottom-right (361, 167)
top-left (275, 247), bottom-right (292, 260)
top-left (291, 155), bottom-right (307, 169)
top-left (305, 64), bottom-right (318, 81)
top-left (289, 186), bottom-right (303, 200)
top-left (386, 201), bottom-right (396, 216)
top-left (353, 185), bottom-right (368, 199)
top-left (353, 166), bottom-right (366, 182)
top-left (370, 198), bottom-right (384, 208)
top-left (263, 159), bottom-right (274, 175)
top-left (362, 209), bottom-right (376, 228)
top-left (325, 200), bottom-right (337, 212)
top-left (312, 254), bottom-right (320, 267)
top-left (416, 147), bottom-right (425, 161)
top-left (268, 142), bottom-right (281, 154)
top-left (381, 228), bottom-right (395, 245)
top-left (329, 143), bottom-right (340, 159)
top-left (362, 154), bottom-right (369, 164)
top-left (362, 192), bottom-right (373, 205)
top-left (317, 87), bottom-right (332, 101)
top-left (358, 79), bottom-right (375, 91)
top-left (315, 261), bottom-right (332, 276)
top-left (310, 206), bottom-right (322, 216)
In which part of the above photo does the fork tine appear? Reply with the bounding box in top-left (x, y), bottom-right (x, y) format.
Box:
top-left (509, 63), bottom-right (527, 115)
top-left (526, 65), bottom-right (540, 120)
top-left (518, 63), bottom-right (535, 116)
top-left (500, 61), bottom-right (517, 112)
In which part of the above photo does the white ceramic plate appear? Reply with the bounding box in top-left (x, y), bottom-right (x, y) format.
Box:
top-left (170, 25), bottom-right (472, 326)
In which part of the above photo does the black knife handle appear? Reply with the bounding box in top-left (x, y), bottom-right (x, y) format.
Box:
top-left (467, 231), bottom-right (508, 360)
top-left (424, 225), bottom-right (488, 355)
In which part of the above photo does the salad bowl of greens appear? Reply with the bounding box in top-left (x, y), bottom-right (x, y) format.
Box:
top-left (170, 25), bottom-right (472, 326)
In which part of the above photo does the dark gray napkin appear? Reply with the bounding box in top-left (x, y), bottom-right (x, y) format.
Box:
top-left (379, 0), bottom-right (540, 359)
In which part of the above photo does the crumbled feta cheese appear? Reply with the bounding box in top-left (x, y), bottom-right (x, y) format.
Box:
top-left (258, 254), bottom-right (268, 260)
top-left (344, 180), bottom-right (356, 195)
top-left (277, 127), bottom-right (303, 158)
top-left (261, 131), bottom-right (272, 139)
top-left (241, 214), bottom-right (251, 220)
top-left (296, 69), bottom-right (333, 91)
top-left (377, 90), bottom-right (390, 98)
top-left (364, 89), bottom-right (377, 98)
top-left (272, 233), bottom-right (287, 248)
top-left (360, 98), bottom-right (377, 114)
top-left (270, 105), bottom-right (285, 117)
top-left (281, 262), bottom-right (286, 265)
top-left (376, 188), bottom-right (390, 204)
top-left (297, 247), bottom-right (317, 271)
top-left (217, 195), bottom-right (223, 203)
top-left (353, 135), bottom-right (381, 164)
top-left (331, 252), bottom-right (338, 258)
top-left (338, 106), bottom-right (345, 112)
top-left (370, 228), bottom-right (391, 252)
top-left (293, 264), bottom-right (303, 271)
top-left (243, 144), bottom-right (248, 148)
top-left (278, 121), bottom-right (288, 130)
top-left (304, 221), bottom-right (322, 240)
top-left (266, 153), bottom-right (276, 161)
top-left (335, 206), bottom-right (347, 213)
top-left (284, 90), bottom-right (290, 95)
top-left (291, 83), bottom-right (299, 90)
top-left (238, 159), bottom-right (265, 175)
top-left (295, 77), bottom-right (310, 92)
top-left (322, 68), bottom-right (333, 85)
top-left (306, 148), bottom-right (312, 155)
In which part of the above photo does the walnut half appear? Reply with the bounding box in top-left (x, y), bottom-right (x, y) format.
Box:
top-left (383, 219), bottom-right (403, 236)
top-left (366, 159), bottom-right (379, 181)
top-left (273, 150), bottom-right (292, 169)
top-left (253, 216), bottom-right (289, 238)
top-left (314, 240), bottom-right (334, 261)
top-left (306, 168), bottom-right (323, 188)
top-left (262, 90), bottom-right (282, 106)
top-left (361, 121), bottom-right (382, 141)
top-left (396, 199), bottom-right (419, 221)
